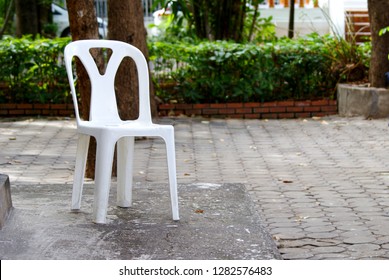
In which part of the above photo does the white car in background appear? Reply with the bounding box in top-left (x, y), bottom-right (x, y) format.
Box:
top-left (52, 3), bottom-right (107, 38)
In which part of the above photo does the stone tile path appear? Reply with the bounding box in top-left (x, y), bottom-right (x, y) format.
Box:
top-left (1, 116), bottom-right (389, 259)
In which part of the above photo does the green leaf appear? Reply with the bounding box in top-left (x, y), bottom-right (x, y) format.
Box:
top-left (379, 27), bottom-right (389, 36)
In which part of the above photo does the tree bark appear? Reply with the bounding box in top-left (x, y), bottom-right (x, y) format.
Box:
top-left (107, 0), bottom-right (158, 120)
top-left (190, 0), bottom-right (246, 42)
top-left (15, 0), bottom-right (52, 38)
top-left (66, 0), bottom-right (101, 178)
top-left (248, 1), bottom-right (259, 42)
top-left (37, 1), bottom-right (53, 37)
top-left (288, 0), bottom-right (295, 39)
top-left (15, 0), bottom-right (38, 37)
top-left (0, 0), bottom-right (15, 38)
top-left (368, 0), bottom-right (389, 88)
top-left (107, 0), bottom-right (158, 177)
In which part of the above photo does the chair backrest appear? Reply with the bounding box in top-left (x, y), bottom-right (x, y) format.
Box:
top-left (64, 39), bottom-right (152, 124)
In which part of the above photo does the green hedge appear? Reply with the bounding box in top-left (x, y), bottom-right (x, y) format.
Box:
top-left (0, 36), bottom-right (71, 104)
top-left (0, 35), bottom-right (369, 105)
top-left (149, 34), bottom-right (370, 103)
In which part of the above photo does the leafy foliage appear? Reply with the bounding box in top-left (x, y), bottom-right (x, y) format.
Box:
top-left (0, 36), bottom-right (71, 103)
top-left (0, 34), bottom-right (370, 105)
top-left (151, 0), bottom-right (275, 43)
top-left (149, 34), bottom-right (371, 104)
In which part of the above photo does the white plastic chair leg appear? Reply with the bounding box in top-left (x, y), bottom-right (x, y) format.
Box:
top-left (71, 134), bottom-right (90, 210)
top-left (117, 136), bottom-right (135, 207)
top-left (93, 135), bottom-right (116, 224)
top-left (164, 128), bottom-right (179, 221)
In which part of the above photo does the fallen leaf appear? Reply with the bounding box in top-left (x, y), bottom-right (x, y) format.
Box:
top-left (282, 180), bottom-right (293, 184)
top-left (195, 209), bottom-right (204, 214)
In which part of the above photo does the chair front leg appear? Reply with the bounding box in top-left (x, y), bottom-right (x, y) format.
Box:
top-left (117, 136), bottom-right (135, 207)
top-left (93, 134), bottom-right (116, 224)
top-left (71, 133), bottom-right (90, 211)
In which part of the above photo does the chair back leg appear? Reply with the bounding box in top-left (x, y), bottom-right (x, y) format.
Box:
top-left (163, 128), bottom-right (179, 221)
top-left (117, 136), bottom-right (135, 207)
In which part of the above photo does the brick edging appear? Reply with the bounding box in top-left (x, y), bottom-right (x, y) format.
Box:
top-left (0, 103), bottom-right (75, 117)
top-left (0, 99), bottom-right (338, 119)
top-left (158, 100), bottom-right (338, 119)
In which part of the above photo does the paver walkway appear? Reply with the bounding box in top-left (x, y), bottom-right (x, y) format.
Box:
top-left (1, 116), bottom-right (389, 259)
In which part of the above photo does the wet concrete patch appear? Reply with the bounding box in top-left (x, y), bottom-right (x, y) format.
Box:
top-left (0, 183), bottom-right (280, 260)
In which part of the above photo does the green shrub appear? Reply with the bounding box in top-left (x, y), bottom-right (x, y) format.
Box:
top-left (0, 36), bottom-right (71, 103)
top-left (149, 34), bottom-right (370, 103)
top-left (0, 34), bottom-right (370, 105)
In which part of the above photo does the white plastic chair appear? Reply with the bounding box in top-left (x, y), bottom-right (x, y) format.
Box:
top-left (64, 39), bottom-right (179, 223)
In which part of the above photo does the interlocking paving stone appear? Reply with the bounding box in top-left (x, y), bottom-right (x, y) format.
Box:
top-left (311, 253), bottom-right (350, 260)
top-left (304, 226), bottom-right (337, 233)
top-left (343, 236), bottom-right (377, 244)
top-left (278, 238), bottom-right (342, 248)
top-left (305, 232), bottom-right (339, 239)
top-left (310, 246), bottom-right (346, 254)
top-left (348, 244), bottom-right (381, 252)
top-left (280, 252), bottom-right (315, 260)
top-left (2, 116), bottom-right (389, 259)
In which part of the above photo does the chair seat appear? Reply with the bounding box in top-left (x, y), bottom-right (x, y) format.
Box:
top-left (77, 120), bottom-right (172, 136)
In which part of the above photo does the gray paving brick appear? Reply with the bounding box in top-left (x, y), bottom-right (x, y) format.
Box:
top-left (347, 243), bottom-right (381, 252)
top-left (310, 253), bottom-right (351, 260)
top-left (343, 236), bottom-right (377, 244)
top-left (305, 232), bottom-right (339, 239)
top-left (304, 226), bottom-right (337, 233)
top-left (310, 246), bottom-right (346, 254)
top-left (280, 252), bottom-right (315, 260)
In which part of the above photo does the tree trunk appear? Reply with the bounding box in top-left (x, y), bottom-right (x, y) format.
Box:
top-left (288, 0), bottom-right (295, 39)
top-left (108, 0), bottom-right (141, 120)
top-left (37, 1), bottom-right (53, 37)
top-left (0, 0), bottom-right (15, 38)
top-left (190, 0), bottom-right (246, 42)
top-left (15, 0), bottom-right (51, 38)
top-left (368, 0), bottom-right (389, 88)
top-left (107, 0), bottom-right (157, 121)
top-left (107, 0), bottom-right (158, 176)
top-left (66, 0), bottom-right (102, 179)
top-left (248, 1), bottom-right (259, 42)
top-left (15, 0), bottom-right (38, 37)
top-left (192, 0), bottom-right (209, 39)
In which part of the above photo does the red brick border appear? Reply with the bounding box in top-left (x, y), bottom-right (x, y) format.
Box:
top-left (0, 103), bottom-right (75, 117)
top-left (158, 100), bottom-right (338, 119)
top-left (0, 99), bottom-right (338, 119)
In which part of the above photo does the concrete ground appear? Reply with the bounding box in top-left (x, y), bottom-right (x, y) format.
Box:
top-left (0, 182), bottom-right (280, 260)
top-left (1, 116), bottom-right (389, 259)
